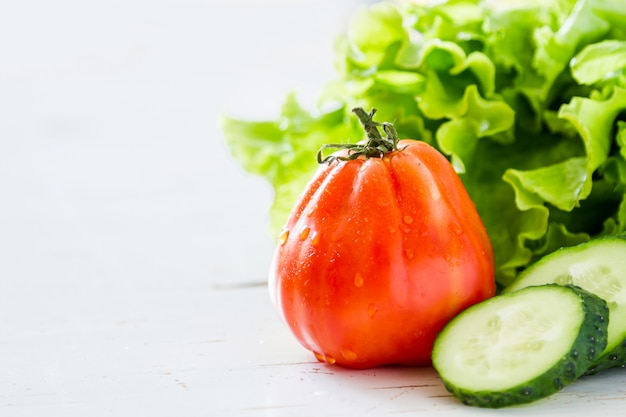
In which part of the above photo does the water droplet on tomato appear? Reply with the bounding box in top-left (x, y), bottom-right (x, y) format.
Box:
top-left (278, 230), bottom-right (289, 245)
top-left (354, 273), bottom-right (364, 288)
top-left (451, 222), bottom-right (463, 235)
top-left (388, 226), bottom-right (396, 233)
top-left (404, 248), bottom-right (414, 259)
top-left (368, 303), bottom-right (378, 318)
top-left (314, 351), bottom-right (336, 364)
top-left (299, 227), bottom-right (310, 241)
top-left (341, 348), bottom-right (358, 361)
top-left (430, 185), bottom-right (441, 201)
top-left (403, 215), bottom-right (413, 224)
top-left (311, 231), bottom-right (320, 246)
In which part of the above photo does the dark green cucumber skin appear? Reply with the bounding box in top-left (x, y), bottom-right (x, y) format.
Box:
top-left (585, 338), bottom-right (626, 375)
top-left (439, 285), bottom-right (609, 409)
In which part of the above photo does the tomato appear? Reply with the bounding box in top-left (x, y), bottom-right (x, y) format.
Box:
top-left (269, 108), bottom-right (495, 369)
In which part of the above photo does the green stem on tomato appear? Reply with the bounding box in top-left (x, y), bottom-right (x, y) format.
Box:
top-left (317, 107), bottom-right (404, 165)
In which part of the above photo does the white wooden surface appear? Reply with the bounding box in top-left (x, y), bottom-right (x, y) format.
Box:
top-left (1, 1), bottom-right (626, 416)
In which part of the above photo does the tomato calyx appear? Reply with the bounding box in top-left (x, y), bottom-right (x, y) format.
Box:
top-left (317, 107), bottom-right (406, 165)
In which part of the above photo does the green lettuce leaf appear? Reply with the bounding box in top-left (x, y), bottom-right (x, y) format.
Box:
top-left (503, 157), bottom-right (589, 212)
top-left (558, 86), bottom-right (626, 176)
top-left (571, 40), bottom-right (626, 85)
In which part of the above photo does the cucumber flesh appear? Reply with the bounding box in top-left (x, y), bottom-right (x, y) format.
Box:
top-left (503, 236), bottom-right (626, 373)
top-left (432, 284), bottom-right (608, 408)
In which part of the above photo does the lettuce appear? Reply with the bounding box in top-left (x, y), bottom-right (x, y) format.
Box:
top-left (220, 0), bottom-right (626, 287)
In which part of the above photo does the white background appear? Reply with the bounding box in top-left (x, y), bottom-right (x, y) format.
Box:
top-left (1, 0), bottom-right (362, 289)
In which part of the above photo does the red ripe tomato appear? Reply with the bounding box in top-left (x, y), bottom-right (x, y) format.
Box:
top-left (269, 108), bottom-right (495, 369)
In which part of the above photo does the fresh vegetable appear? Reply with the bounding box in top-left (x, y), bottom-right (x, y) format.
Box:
top-left (432, 284), bottom-right (609, 408)
top-left (503, 235), bottom-right (626, 374)
top-left (268, 108), bottom-right (495, 369)
top-left (220, 0), bottom-right (626, 287)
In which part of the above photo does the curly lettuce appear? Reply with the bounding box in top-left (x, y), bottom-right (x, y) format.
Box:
top-left (220, 0), bottom-right (626, 287)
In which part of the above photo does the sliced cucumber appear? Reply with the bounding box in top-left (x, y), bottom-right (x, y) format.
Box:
top-left (503, 236), bottom-right (626, 373)
top-left (432, 284), bottom-right (608, 408)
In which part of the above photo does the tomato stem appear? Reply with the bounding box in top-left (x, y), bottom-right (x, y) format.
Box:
top-left (353, 107), bottom-right (383, 143)
top-left (317, 107), bottom-right (404, 165)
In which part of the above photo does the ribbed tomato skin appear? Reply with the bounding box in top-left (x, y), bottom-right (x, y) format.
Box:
top-left (269, 139), bottom-right (495, 369)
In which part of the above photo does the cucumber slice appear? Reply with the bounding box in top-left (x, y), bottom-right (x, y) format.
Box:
top-left (503, 236), bottom-right (626, 373)
top-left (432, 284), bottom-right (608, 408)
